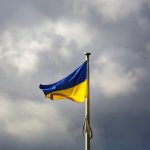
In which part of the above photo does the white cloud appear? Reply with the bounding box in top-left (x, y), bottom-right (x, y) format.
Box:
top-left (0, 20), bottom-right (94, 75)
top-left (90, 0), bottom-right (146, 22)
top-left (0, 28), bottom-right (52, 74)
top-left (59, 46), bottom-right (72, 59)
top-left (0, 94), bottom-right (72, 143)
top-left (68, 0), bottom-right (149, 22)
top-left (55, 21), bottom-right (95, 47)
top-left (92, 54), bottom-right (142, 97)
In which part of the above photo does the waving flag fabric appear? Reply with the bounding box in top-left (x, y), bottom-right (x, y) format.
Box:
top-left (39, 61), bottom-right (87, 103)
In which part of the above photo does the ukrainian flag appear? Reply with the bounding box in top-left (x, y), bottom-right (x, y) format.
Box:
top-left (39, 61), bottom-right (87, 103)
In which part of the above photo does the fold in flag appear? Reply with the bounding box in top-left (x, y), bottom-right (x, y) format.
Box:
top-left (39, 61), bottom-right (87, 103)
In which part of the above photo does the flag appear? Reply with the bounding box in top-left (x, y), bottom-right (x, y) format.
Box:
top-left (39, 61), bottom-right (87, 103)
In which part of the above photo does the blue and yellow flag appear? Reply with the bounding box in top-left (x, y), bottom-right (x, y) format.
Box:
top-left (39, 61), bottom-right (87, 103)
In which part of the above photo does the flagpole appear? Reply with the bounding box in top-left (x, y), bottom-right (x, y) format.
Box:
top-left (84, 52), bottom-right (91, 150)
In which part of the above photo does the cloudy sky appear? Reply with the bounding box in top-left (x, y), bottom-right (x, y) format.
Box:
top-left (0, 0), bottom-right (150, 150)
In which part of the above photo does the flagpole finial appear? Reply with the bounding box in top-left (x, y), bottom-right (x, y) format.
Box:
top-left (84, 52), bottom-right (91, 56)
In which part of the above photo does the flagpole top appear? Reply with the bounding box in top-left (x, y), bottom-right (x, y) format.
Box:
top-left (84, 52), bottom-right (91, 56)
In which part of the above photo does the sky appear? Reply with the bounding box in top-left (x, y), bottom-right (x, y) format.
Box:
top-left (0, 0), bottom-right (150, 150)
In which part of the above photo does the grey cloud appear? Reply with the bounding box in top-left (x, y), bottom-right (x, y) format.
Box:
top-left (0, 0), bottom-right (150, 150)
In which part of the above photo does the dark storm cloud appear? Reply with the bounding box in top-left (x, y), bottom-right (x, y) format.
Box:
top-left (0, 0), bottom-right (150, 150)
top-left (91, 89), bottom-right (150, 150)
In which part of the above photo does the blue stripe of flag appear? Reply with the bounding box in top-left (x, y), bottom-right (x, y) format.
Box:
top-left (39, 61), bottom-right (87, 95)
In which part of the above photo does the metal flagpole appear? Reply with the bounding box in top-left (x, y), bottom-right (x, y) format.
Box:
top-left (84, 52), bottom-right (91, 150)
